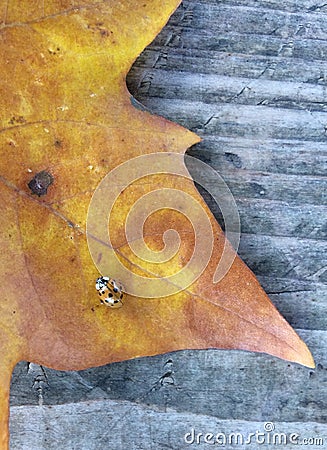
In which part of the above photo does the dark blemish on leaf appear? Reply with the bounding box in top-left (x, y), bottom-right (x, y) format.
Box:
top-left (54, 139), bottom-right (62, 148)
top-left (224, 152), bottom-right (242, 168)
top-left (28, 170), bottom-right (54, 197)
top-left (88, 23), bottom-right (112, 37)
top-left (9, 115), bottom-right (26, 125)
top-left (100, 29), bottom-right (109, 37)
top-left (48, 47), bottom-right (60, 55)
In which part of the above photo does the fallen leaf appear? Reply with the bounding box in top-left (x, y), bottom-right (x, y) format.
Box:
top-left (0, 0), bottom-right (314, 447)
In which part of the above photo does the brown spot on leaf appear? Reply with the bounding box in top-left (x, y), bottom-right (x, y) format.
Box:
top-left (87, 22), bottom-right (111, 37)
top-left (54, 139), bottom-right (63, 148)
top-left (27, 171), bottom-right (54, 197)
top-left (9, 116), bottom-right (26, 125)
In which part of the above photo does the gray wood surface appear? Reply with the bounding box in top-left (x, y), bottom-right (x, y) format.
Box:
top-left (9, 1), bottom-right (327, 449)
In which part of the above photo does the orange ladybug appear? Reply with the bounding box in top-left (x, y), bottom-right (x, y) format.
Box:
top-left (95, 276), bottom-right (124, 308)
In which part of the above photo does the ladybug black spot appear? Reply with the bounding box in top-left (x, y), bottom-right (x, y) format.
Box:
top-left (28, 170), bottom-right (53, 197)
top-left (108, 293), bottom-right (113, 298)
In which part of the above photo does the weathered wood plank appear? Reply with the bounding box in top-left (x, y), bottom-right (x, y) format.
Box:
top-left (194, 168), bottom-right (326, 206)
top-left (9, 330), bottom-right (327, 414)
top-left (187, 137), bottom-right (327, 176)
top-left (130, 69), bottom-right (327, 112)
top-left (202, 197), bottom-right (326, 240)
top-left (269, 290), bottom-right (327, 331)
top-left (153, 26), bottom-right (327, 61)
top-left (238, 234), bottom-right (326, 282)
top-left (9, 399), bottom-right (327, 450)
top-left (168, 2), bottom-right (327, 41)
top-left (141, 100), bottom-right (327, 142)
top-left (250, 276), bottom-right (327, 330)
top-left (178, 0), bottom-right (327, 15)
top-left (129, 48), bottom-right (327, 84)
top-left (258, 274), bottom-right (326, 291)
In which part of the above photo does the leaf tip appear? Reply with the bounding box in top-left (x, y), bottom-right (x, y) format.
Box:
top-left (284, 335), bottom-right (315, 369)
top-left (296, 342), bottom-right (315, 369)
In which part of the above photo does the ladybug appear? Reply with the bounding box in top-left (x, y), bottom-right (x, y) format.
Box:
top-left (95, 276), bottom-right (124, 308)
